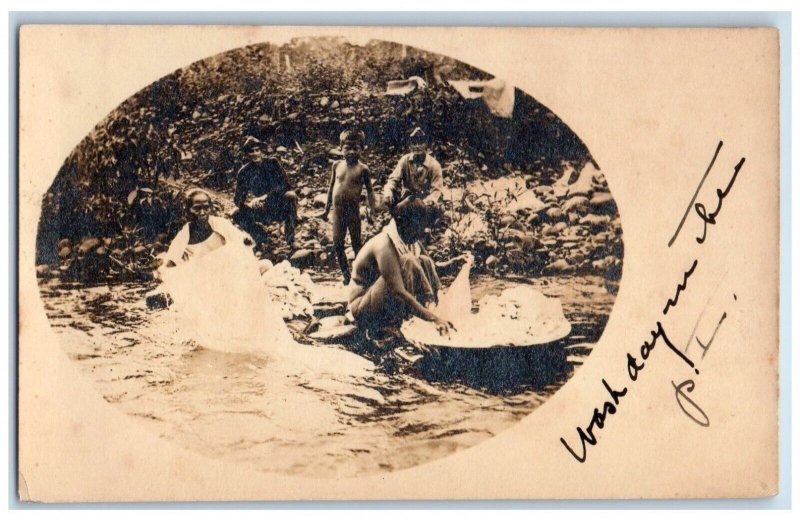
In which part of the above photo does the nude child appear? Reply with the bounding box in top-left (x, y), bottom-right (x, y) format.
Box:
top-left (321, 139), bottom-right (377, 285)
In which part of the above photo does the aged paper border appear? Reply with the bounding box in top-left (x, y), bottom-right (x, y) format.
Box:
top-left (15, 21), bottom-right (783, 503)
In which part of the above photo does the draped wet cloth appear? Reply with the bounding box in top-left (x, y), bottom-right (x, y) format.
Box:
top-left (159, 216), bottom-right (296, 352)
top-left (157, 216), bottom-right (373, 377)
top-left (384, 219), bottom-right (441, 305)
top-left (401, 261), bottom-right (572, 349)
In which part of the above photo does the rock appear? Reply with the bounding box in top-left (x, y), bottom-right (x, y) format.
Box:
top-left (308, 315), bottom-right (357, 342)
top-left (569, 251), bottom-right (585, 264)
top-left (58, 246), bottom-right (71, 259)
top-left (300, 187), bottom-right (313, 197)
top-left (58, 239), bottom-right (71, 249)
top-left (545, 259), bottom-right (573, 274)
top-left (553, 222), bottom-right (567, 233)
top-left (290, 249), bottom-right (315, 264)
top-left (145, 292), bottom-right (172, 310)
top-left (562, 195), bottom-right (589, 215)
top-left (567, 212), bottom-right (580, 225)
top-left (276, 145), bottom-right (288, 153)
top-left (258, 259), bottom-right (274, 275)
top-left (313, 194), bottom-right (328, 208)
top-left (504, 191), bottom-right (545, 214)
top-left (533, 185), bottom-right (553, 197)
top-left (95, 246), bottom-right (108, 256)
top-left (77, 237), bottom-right (101, 254)
top-left (485, 255), bottom-right (500, 269)
top-left (331, 100), bottom-right (340, 109)
top-left (499, 214), bottom-right (516, 227)
top-left (545, 207), bottom-right (564, 222)
top-left (132, 245), bottom-right (147, 254)
top-left (35, 264), bottom-right (50, 277)
top-left (590, 192), bottom-right (615, 210)
top-left (320, 96), bottom-right (329, 107)
top-left (503, 229), bottom-right (536, 250)
top-left (542, 224), bottom-right (559, 236)
top-left (579, 214), bottom-right (611, 228)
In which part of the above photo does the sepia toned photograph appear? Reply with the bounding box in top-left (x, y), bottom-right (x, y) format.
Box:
top-left (34, 35), bottom-right (622, 477)
top-left (18, 24), bottom-right (781, 502)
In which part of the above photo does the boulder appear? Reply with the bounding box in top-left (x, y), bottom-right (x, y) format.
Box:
top-left (290, 249), bottom-right (315, 267)
top-left (541, 224), bottom-right (558, 236)
top-left (258, 259), bottom-right (274, 275)
top-left (579, 214), bottom-right (611, 228)
top-left (308, 315), bottom-right (357, 342)
top-left (504, 191), bottom-right (545, 215)
top-left (485, 255), bottom-right (500, 269)
top-left (544, 259), bottom-right (573, 274)
top-left (499, 214), bottom-right (517, 227)
top-left (313, 194), bottom-right (328, 208)
top-left (35, 264), bottom-right (50, 277)
top-left (77, 237), bottom-right (101, 254)
top-left (58, 246), bottom-right (71, 259)
top-left (590, 192), bottom-right (615, 211)
top-left (562, 195), bottom-right (589, 215)
top-left (545, 207), bottom-right (564, 222)
top-left (568, 251), bottom-right (585, 264)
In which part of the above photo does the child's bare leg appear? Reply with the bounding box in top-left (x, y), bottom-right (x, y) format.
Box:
top-left (331, 206), bottom-right (350, 284)
top-left (347, 208), bottom-right (363, 255)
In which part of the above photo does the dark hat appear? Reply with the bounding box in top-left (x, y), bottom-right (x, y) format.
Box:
top-left (242, 135), bottom-right (264, 154)
top-left (409, 127), bottom-right (427, 144)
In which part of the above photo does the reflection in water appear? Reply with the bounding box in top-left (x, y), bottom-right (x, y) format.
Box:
top-left (39, 275), bottom-right (614, 477)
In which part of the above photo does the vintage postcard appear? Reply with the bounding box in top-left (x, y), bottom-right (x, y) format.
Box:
top-left (17, 25), bottom-right (779, 501)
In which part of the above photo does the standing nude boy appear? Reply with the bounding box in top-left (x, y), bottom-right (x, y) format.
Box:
top-left (321, 132), bottom-right (377, 285)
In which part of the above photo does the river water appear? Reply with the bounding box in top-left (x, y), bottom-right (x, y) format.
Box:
top-left (38, 274), bottom-right (615, 478)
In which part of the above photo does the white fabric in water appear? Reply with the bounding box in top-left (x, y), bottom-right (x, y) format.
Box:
top-left (433, 259), bottom-right (473, 324)
top-left (160, 233), bottom-right (294, 353)
top-left (157, 221), bottom-right (376, 378)
top-left (402, 261), bottom-right (571, 349)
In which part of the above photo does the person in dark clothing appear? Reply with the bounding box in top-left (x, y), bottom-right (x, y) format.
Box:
top-left (232, 150), bottom-right (298, 249)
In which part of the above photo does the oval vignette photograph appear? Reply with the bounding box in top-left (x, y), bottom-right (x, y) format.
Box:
top-left (35, 36), bottom-right (624, 477)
